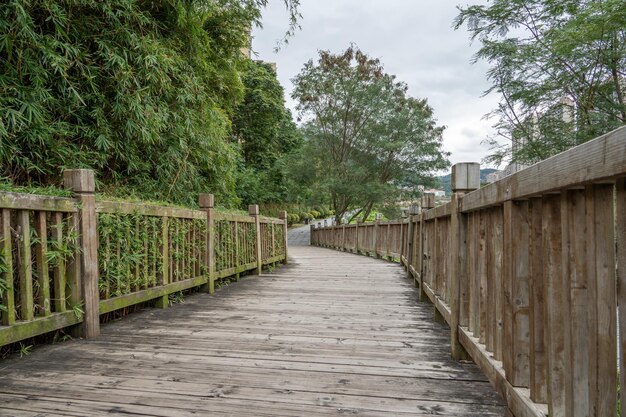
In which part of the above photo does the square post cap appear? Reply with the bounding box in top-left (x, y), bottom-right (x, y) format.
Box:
top-left (278, 211), bottom-right (287, 220)
top-left (421, 193), bottom-right (436, 210)
top-left (408, 204), bottom-right (420, 215)
top-left (63, 169), bottom-right (95, 193)
top-left (451, 162), bottom-right (480, 193)
top-left (198, 194), bottom-right (214, 209)
top-left (248, 204), bottom-right (259, 216)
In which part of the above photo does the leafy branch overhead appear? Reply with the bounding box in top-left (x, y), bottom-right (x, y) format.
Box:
top-left (291, 46), bottom-right (450, 222)
top-left (455, 0), bottom-right (626, 166)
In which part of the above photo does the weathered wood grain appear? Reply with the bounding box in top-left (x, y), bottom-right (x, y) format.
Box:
top-left (1, 208), bottom-right (15, 325)
top-left (460, 125), bottom-right (626, 212)
top-left (0, 245), bottom-right (505, 416)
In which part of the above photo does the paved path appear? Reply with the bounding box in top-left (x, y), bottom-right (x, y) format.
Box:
top-left (288, 224), bottom-right (312, 246)
top-left (0, 246), bottom-right (505, 416)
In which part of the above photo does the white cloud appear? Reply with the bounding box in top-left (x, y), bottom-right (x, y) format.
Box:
top-left (252, 0), bottom-right (502, 170)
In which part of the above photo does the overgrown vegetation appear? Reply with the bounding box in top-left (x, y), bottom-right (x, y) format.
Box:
top-left (233, 60), bottom-right (303, 206)
top-left (98, 213), bottom-right (207, 298)
top-left (0, 0), bottom-right (300, 207)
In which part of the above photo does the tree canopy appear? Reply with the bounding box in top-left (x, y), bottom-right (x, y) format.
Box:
top-left (0, 0), bottom-right (300, 207)
top-left (455, 0), bottom-right (626, 166)
top-left (233, 60), bottom-right (302, 205)
top-left (291, 46), bottom-right (449, 222)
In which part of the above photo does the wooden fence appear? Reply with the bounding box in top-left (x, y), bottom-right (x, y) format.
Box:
top-left (0, 170), bottom-right (288, 348)
top-left (311, 125), bottom-right (626, 417)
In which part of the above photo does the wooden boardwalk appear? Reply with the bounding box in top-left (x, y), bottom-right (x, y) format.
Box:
top-left (0, 244), bottom-right (505, 416)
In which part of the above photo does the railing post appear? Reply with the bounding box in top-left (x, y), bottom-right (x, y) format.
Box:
top-left (355, 221), bottom-right (359, 254)
top-left (373, 214), bottom-right (381, 258)
top-left (419, 193), bottom-right (435, 302)
top-left (406, 204), bottom-right (419, 281)
top-left (449, 163), bottom-right (480, 360)
top-left (199, 194), bottom-right (215, 293)
top-left (249, 204), bottom-right (262, 275)
top-left (279, 211), bottom-right (288, 264)
top-left (63, 169), bottom-right (100, 338)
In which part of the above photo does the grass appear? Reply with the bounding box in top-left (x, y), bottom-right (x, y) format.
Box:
top-left (0, 178), bottom-right (72, 197)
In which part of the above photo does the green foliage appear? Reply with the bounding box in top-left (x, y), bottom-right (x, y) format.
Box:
top-left (168, 291), bottom-right (184, 305)
top-left (214, 220), bottom-right (257, 270)
top-left (455, 0), bottom-right (626, 165)
top-left (98, 213), bottom-right (206, 298)
top-left (18, 342), bottom-right (32, 358)
top-left (286, 213), bottom-right (300, 225)
top-left (71, 303), bottom-right (84, 320)
top-left (0, 0), bottom-right (301, 207)
top-left (291, 46), bottom-right (450, 222)
top-left (233, 60), bottom-right (303, 206)
top-left (0, 179), bottom-right (72, 197)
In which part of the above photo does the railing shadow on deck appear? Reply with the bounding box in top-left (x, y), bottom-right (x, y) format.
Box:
top-left (0, 173), bottom-right (288, 350)
top-left (312, 125), bottom-right (626, 417)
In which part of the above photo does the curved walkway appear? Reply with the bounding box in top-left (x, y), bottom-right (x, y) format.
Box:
top-left (0, 242), bottom-right (505, 416)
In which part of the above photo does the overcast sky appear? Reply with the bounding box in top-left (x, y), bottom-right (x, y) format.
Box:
top-left (251, 0), bottom-right (501, 170)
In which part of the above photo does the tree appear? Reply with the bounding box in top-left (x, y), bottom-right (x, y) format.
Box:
top-left (455, 0), bottom-right (626, 166)
top-left (291, 46), bottom-right (449, 223)
top-left (232, 60), bottom-right (302, 205)
top-left (0, 0), bottom-right (300, 207)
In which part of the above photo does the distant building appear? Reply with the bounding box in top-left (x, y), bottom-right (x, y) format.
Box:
top-left (423, 188), bottom-right (446, 198)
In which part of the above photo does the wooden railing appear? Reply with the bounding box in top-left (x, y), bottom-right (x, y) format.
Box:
top-left (311, 125), bottom-right (626, 417)
top-left (0, 170), bottom-right (288, 348)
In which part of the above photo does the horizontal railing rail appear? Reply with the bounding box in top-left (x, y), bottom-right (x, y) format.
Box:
top-left (0, 171), bottom-right (288, 349)
top-left (311, 125), bottom-right (626, 417)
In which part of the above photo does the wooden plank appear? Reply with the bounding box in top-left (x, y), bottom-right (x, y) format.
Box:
top-left (492, 207), bottom-right (504, 361)
top-left (0, 244), bottom-right (506, 416)
top-left (485, 209), bottom-right (495, 354)
top-left (449, 193), bottom-right (467, 359)
top-left (460, 126), bottom-right (626, 212)
top-left (17, 210), bottom-right (34, 321)
top-left (0, 311), bottom-right (82, 347)
top-left (161, 217), bottom-right (169, 286)
top-left (66, 212), bottom-right (82, 309)
top-left (459, 328), bottom-right (548, 417)
top-left (34, 211), bottom-right (51, 316)
top-left (0, 192), bottom-right (77, 212)
top-left (542, 194), bottom-right (569, 417)
top-left (258, 216), bottom-right (285, 225)
top-left (65, 169), bottom-right (100, 338)
top-left (213, 212), bottom-right (255, 223)
top-left (1, 209), bottom-right (15, 325)
top-left (459, 213), bottom-right (476, 331)
top-left (565, 189), bottom-right (588, 417)
top-left (422, 203), bottom-right (452, 221)
top-left (51, 213), bottom-right (66, 312)
top-left (96, 200), bottom-right (204, 220)
top-left (588, 184), bottom-right (617, 416)
top-left (528, 198), bottom-right (547, 403)
top-left (478, 210), bottom-right (486, 344)
top-left (511, 201), bottom-right (530, 388)
top-left (466, 212), bottom-right (476, 332)
top-left (618, 179), bottom-right (626, 417)
top-left (98, 275), bottom-right (209, 314)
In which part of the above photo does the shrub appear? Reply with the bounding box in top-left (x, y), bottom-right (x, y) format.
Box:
top-left (310, 210), bottom-right (321, 219)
